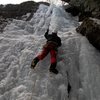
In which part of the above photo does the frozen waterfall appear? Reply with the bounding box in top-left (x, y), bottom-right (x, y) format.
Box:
top-left (0, 4), bottom-right (100, 100)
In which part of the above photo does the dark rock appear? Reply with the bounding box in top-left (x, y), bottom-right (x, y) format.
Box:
top-left (69, 0), bottom-right (100, 20)
top-left (62, 0), bottom-right (100, 20)
top-left (38, 2), bottom-right (50, 6)
top-left (79, 11), bottom-right (92, 21)
top-left (76, 18), bottom-right (100, 50)
top-left (61, 0), bottom-right (70, 3)
top-left (0, 1), bottom-right (50, 19)
top-left (64, 5), bottom-right (80, 16)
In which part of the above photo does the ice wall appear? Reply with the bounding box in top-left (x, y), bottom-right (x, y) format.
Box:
top-left (0, 3), bottom-right (100, 100)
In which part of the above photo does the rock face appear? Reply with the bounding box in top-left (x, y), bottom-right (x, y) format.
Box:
top-left (76, 18), bottom-right (100, 50)
top-left (64, 5), bottom-right (80, 16)
top-left (61, 0), bottom-right (70, 2)
top-left (0, 1), bottom-right (49, 19)
top-left (0, 1), bottom-right (38, 19)
top-left (62, 0), bottom-right (100, 20)
top-left (0, 1), bottom-right (49, 32)
top-left (70, 0), bottom-right (100, 19)
top-left (62, 0), bottom-right (100, 51)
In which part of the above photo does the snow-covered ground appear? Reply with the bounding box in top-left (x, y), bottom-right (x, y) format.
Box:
top-left (0, 4), bottom-right (100, 100)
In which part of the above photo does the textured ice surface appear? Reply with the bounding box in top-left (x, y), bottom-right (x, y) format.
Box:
top-left (0, 4), bottom-right (100, 100)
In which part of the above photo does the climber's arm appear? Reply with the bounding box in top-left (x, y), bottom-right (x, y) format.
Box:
top-left (44, 29), bottom-right (49, 39)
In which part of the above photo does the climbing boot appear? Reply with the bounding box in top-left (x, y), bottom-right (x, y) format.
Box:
top-left (31, 57), bottom-right (39, 69)
top-left (49, 63), bottom-right (58, 74)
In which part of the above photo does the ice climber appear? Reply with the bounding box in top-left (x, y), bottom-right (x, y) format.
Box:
top-left (31, 29), bottom-right (62, 74)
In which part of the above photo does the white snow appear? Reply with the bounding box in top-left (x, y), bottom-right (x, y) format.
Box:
top-left (0, 3), bottom-right (100, 100)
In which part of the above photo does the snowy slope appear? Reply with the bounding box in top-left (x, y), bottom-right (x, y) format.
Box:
top-left (0, 4), bottom-right (100, 100)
